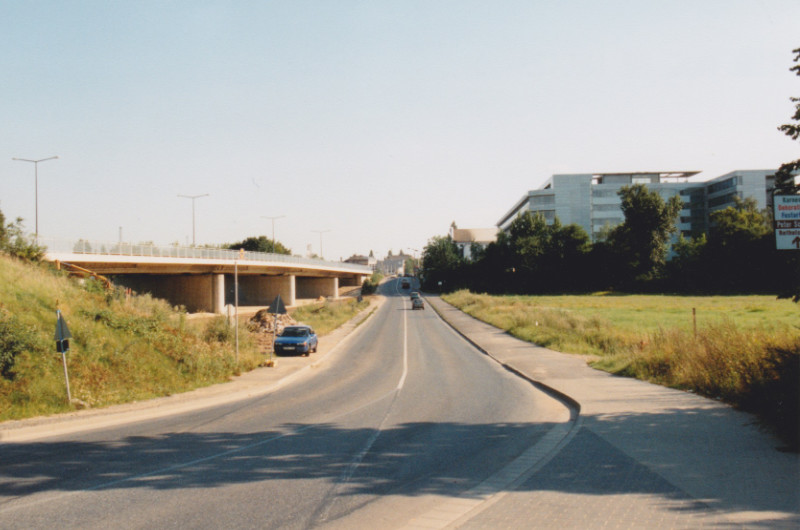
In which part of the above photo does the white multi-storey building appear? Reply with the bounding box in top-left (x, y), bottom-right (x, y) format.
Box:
top-left (497, 170), bottom-right (776, 241)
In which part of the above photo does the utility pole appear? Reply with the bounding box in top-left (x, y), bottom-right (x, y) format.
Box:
top-left (178, 193), bottom-right (209, 246)
top-left (12, 155), bottom-right (59, 241)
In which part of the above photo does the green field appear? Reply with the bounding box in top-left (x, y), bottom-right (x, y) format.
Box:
top-left (442, 290), bottom-right (800, 448)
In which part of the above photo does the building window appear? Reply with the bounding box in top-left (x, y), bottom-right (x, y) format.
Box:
top-left (708, 176), bottom-right (740, 194)
top-left (531, 195), bottom-right (555, 206)
top-left (708, 192), bottom-right (741, 208)
top-left (592, 189), bottom-right (620, 198)
top-left (593, 203), bottom-right (621, 212)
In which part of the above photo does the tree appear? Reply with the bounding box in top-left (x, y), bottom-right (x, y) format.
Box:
top-left (226, 235), bottom-right (290, 255)
top-left (775, 48), bottom-right (800, 194)
top-left (0, 210), bottom-right (45, 262)
top-left (509, 211), bottom-right (549, 268)
top-left (704, 197), bottom-right (776, 292)
top-left (421, 235), bottom-right (463, 291)
top-left (606, 184), bottom-right (682, 283)
top-left (709, 197), bottom-right (771, 245)
top-left (0, 209), bottom-right (6, 245)
top-left (541, 219), bottom-right (592, 291)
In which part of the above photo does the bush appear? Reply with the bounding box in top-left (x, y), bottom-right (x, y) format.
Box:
top-left (361, 272), bottom-right (384, 295)
top-left (0, 213), bottom-right (45, 262)
top-left (0, 311), bottom-right (40, 380)
top-left (204, 316), bottom-right (235, 343)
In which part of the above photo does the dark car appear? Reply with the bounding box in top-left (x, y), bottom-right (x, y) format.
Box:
top-left (401, 280), bottom-right (410, 289)
top-left (412, 297), bottom-right (424, 310)
top-left (274, 325), bottom-right (318, 356)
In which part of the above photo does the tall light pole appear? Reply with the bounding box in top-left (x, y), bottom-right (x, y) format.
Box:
top-left (262, 215), bottom-right (285, 251)
top-left (311, 229), bottom-right (331, 260)
top-left (12, 155), bottom-right (58, 239)
top-left (178, 193), bottom-right (209, 246)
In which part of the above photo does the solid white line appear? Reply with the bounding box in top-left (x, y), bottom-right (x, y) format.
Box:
top-left (398, 297), bottom-right (409, 390)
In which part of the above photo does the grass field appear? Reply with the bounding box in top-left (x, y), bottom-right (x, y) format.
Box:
top-left (442, 290), bottom-right (800, 448)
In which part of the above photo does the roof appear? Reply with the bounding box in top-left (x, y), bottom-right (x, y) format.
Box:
top-left (451, 228), bottom-right (498, 244)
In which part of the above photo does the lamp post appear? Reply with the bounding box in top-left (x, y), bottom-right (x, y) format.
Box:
top-left (12, 155), bottom-right (58, 240)
top-left (312, 229), bottom-right (331, 260)
top-left (178, 193), bottom-right (209, 246)
top-left (261, 215), bottom-right (285, 251)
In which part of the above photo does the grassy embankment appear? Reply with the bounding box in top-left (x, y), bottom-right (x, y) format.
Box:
top-left (442, 290), bottom-right (800, 448)
top-left (290, 297), bottom-right (370, 336)
top-left (0, 254), bottom-right (368, 422)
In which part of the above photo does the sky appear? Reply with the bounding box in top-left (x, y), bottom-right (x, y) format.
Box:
top-left (2, 1), bottom-right (799, 262)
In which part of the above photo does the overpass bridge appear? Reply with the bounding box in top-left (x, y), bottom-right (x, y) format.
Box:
top-left (41, 238), bottom-right (372, 314)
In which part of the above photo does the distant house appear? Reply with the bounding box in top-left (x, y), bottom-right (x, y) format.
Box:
top-left (345, 253), bottom-right (377, 270)
top-left (376, 251), bottom-right (412, 276)
top-left (449, 226), bottom-right (498, 261)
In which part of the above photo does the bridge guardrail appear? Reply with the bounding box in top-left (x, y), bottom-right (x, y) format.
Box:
top-left (39, 238), bottom-right (371, 273)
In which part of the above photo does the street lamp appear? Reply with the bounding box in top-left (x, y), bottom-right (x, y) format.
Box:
top-left (178, 193), bottom-right (209, 246)
top-left (311, 229), bottom-right (331, 260)
top-left (12, 155), bottom-right (58, 239)
top-left (262, 215), bottom-right (285, 251)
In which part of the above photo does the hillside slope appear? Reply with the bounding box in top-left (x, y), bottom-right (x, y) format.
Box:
top-left (0, 255), bottom-right (260, 421)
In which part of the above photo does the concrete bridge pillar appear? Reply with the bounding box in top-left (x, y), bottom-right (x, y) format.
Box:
top-left (116, 274), bottom-right (216, 313)
top-left (212, 274), bottom-right (225, 314)
top-left (236, 274), bottom-right (296, 307)
top-left (296, 277), bottom-right (338, 300)
top-left (339, 274), bottom-right (366, 287)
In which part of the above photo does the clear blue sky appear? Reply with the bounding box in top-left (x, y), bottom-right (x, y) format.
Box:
top-left (2, 1), bottom-right (798, 261)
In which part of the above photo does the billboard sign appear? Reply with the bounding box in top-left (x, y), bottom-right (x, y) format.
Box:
top-left (774, 195), bottom-right (800, 250)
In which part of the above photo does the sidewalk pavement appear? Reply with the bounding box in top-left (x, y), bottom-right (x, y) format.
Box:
top-left (426, 295), bottom-right (800, 529)
top-left (0, 295), bottom-right (385, 443)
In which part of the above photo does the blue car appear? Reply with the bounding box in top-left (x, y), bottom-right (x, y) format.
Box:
top-left (274, 325), bottom-right (318, 356)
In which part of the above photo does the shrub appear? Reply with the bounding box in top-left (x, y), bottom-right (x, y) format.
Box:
top-left (361, 272), bottom-right (384, 295)
top-left (0, 213), bottom-right (45, 262)
top-left (204, 316), bottom-right (235, 343)
top-left (0, 311), bottom-right (40, 380)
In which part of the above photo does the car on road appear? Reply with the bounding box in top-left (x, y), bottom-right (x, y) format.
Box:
top-left (412, 297), bottom-right (424, 310)
top-left (274, 325), bottom-right (318, 356)
top-left (410, 291), bottom-right (420, 300)
top-left (401, 279), bottom-right (410, 289)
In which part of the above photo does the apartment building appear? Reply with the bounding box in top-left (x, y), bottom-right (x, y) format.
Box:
top-left (497, 170), bottom-right (775, 241)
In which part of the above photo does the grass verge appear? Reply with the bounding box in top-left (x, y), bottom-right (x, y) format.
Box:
top-left (290, 297), bottom-right (370, 336)
top-left (442, 290), bottom-right (800, 449)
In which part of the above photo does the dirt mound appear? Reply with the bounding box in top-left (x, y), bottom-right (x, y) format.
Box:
top-left (248, 310), bottom-right (299, 356)
top-left (248, 310), bottom-right (297, 334)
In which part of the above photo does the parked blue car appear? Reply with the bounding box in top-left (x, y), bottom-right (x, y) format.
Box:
top-left (274, 325), bottom-right (318, 356)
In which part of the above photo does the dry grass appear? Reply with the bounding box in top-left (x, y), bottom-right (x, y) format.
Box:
top-left (290, 297), bottom-right (370, 336)
top-left (443, 290), bottom-right (800, 448)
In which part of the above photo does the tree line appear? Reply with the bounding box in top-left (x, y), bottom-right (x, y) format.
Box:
top-left (421, 184), bottom-right (800, 299)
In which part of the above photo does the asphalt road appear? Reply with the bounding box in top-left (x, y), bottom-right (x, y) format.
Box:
top-left (0, 278), bottom-right (570, 529)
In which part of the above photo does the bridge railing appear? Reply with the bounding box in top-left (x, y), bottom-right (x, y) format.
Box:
top-left (39, 238), bottom-right (371, 273)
